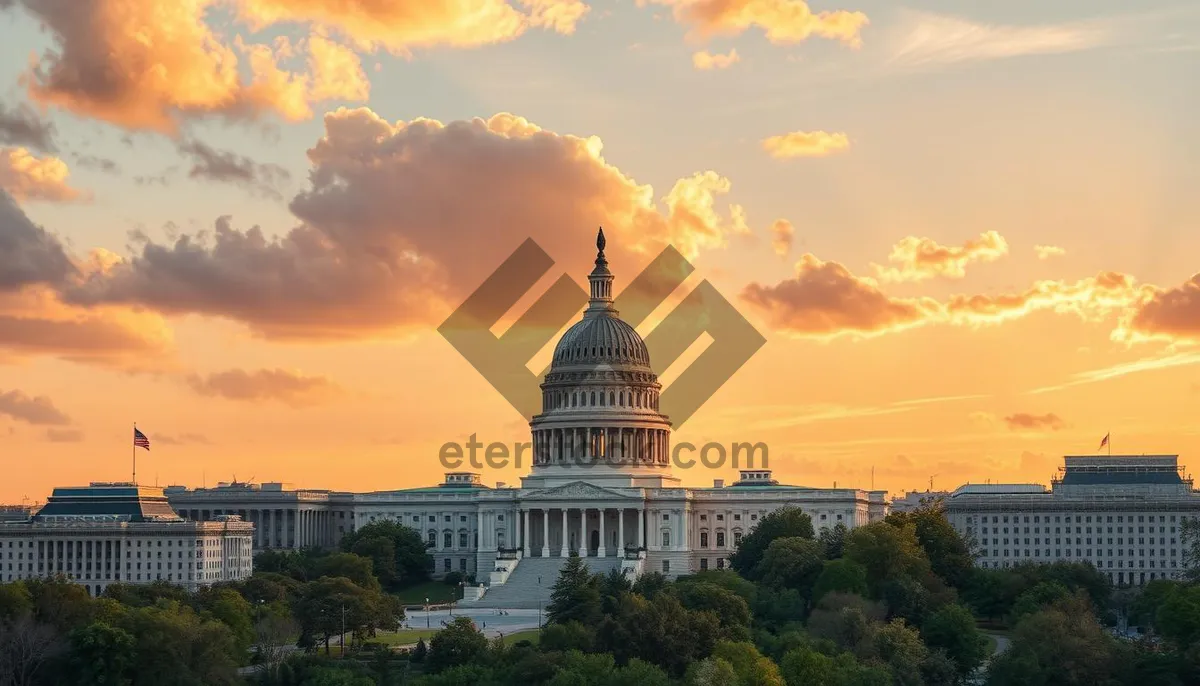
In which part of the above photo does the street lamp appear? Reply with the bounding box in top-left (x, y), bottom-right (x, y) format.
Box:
top-left (340, 604), bottom-right (347, 657)
top-left (425, 597), bottom-right (430, 628)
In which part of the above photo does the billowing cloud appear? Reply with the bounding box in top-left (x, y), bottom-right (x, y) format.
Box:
top-left (692, 49), bottom-right (740, 70)
top-left (0, 190), bottom-right (75, 290)
top-left (770, 219), bottom-right (794, 257)
top-left (6, 0), bottom-right (370, 133)
top-left (1124, 273), bottom-right (1200, 343)
top-left (1003, 412), bottom-right (1066, 432)
top-left (0, 148), bottom-right (88, 202)
top-left (0, 103), bottom-right (57, 152)
top-left (742, 247), bottom-right (1148, 340)
top-left (63, 109), bottom-right (749, 338)
top-left (1034, 244), bottom-right (1065, 260)
top-left (185, 368), bottom-right (341, 406)
top-left (651, 0), bottom-right (868, 47)
top-left (0, 389), bottom-right (71, 425)
top-left (235, 0), bottom-right (589, 52)
top-left (740, 254), bottom-right (939, 337)
top-left (762, 130), bottom-right (849, 159)
top-left (177, 140), bottom-right (290, 199)
top-left (874, 231), bottom-right (1008, 283)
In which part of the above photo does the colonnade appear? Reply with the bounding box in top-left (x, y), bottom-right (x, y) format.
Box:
top-left (175, 507), bottom-right (334, 549)
top-left (532, 427), bottom-right (670, 466)
top-left (516, 506), bottom-right (649, 557)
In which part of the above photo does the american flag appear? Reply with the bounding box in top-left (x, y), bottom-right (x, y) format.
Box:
top-left (134, 428), bottom-right (151, 450)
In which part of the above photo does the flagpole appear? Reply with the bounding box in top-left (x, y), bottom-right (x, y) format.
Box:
top-left (132, 422), bottom-right (137, 485)
top-left (1108, 430), bottom-right (1112, 456)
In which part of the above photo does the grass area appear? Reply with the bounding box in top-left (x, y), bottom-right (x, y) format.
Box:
top-left (501, 629), bottom-right (541, 646)
top-left (371, 629), bottom-right (441, 646)
top-left (984, 634), bottom-right (998, 654)
top-left (393, 581), bottom-right (458, 605)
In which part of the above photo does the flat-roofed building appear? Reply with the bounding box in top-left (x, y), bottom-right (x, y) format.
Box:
top-left (0, 483), bottom-right (254, 595)
top-left (945, 455), bottom-right (1200, 586)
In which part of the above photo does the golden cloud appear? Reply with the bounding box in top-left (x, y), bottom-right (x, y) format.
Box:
top-left (1034, 244), bottom-right (1066, 260)
top-left (0, 148), bottom-right (88, 202)
top-left (10, 0), bottom-right (370, 133)
top-left (651, 0), bottom-right (868, 47)
top-left (873, 230), bottom-right (1008, 283)
top-left (235, 0), bottom-right (589, 53)
top-left (762, 130), bottom-right (850, 159)
top-left (185, 368), bottom-right (341, 407)
top-left (1003, 412), bottom-right (1066, 432)
top-left (1124, 273), bottom-right (1200, 344)
top-left (62, 108), bottom-right (751, 339)
top-left (692, 49), bottom-right (741, 70)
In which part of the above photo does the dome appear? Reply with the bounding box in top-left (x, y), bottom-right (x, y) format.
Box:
top-left (551, 315), bottom-right (650, 368)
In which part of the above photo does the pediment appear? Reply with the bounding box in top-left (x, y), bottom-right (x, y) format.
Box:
top-left (524, 481), bottom-right (636, 500)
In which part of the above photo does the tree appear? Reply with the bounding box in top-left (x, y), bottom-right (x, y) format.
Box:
top-left (596, 592), bottom-right (720, 677)
top-left (864, 619), bottom-right (928, 686)
top-left (427, 616), bottom-right (488, 673)
top-left (351, 536), bottom-right (399, 587)
top-left (253, 603), bottom-right (299, 677)
top-left (812, 559), bottom-right (869, 604)
top-left (730, 507), bottom-right (814, 579)
top-left (819, 522), bottom-right (849, 559)
top-left (684, 657), bottom-right (738, 686)
top-left (0, 615), bottom-right (62, 686)
top-left (1155, 584), bottom-right (1200, 650)
top-left (986, 600), bottom-right (1119, 686)
top-left (313, 552), bottom-right (382, 592)
top-left (922, 604), bottom-right (988, 680)
top-left (844, 522), bottom-right (932, 590)
top-left (118, 601), bottom-right (242, 686)
top-left (540, 620), bottom-right (596, 652)
top-left (193, 586), bottom-right (256, 655)
top-left (710, 640), bottom-right (785, 686)
top-left (339, 520), bottom-right (433, 587)
top-left (547, 553), bottom-right (602, 626)
top-left (1008, 581), bottom-right (1071, 623)
top-left (756, 537), bottom-right (824, 597)
top-left (1182, 518), bottom-right (1200, 582)
top-left (780, 646), bottom-right (834, 686)
top-left (671, 582), bottom-right (752, 638)
top-left (64, 621), bottom-right (136, 685)
top-left (887, 507), bottom-right (974, 589)
top-left (411, 636), bottom-right (427, 662)
top-left (293, 576), bottom-right (399, 654)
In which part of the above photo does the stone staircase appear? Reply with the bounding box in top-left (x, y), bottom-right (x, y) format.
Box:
top-left (465, 556), bottom-right (622, 609)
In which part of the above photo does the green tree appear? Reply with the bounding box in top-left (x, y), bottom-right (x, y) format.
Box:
top-left (1008, 581), bottom-right (1071, 623)
top-left (540, 620), bottom-right (596, 652)
top-left (756, 537), bottom-right (824, 598)
top-left (887, 506), bottom-right (973, 589)
top-left (844, 522), bottom-right (932, 591)
top-left (780, 645), bottom-right (834, 686)
top-left (339, 520), bottom-right (433, 587)
top-left (819, 523), bottom-right (849, 559)
top-left (0, 581), bottom-right (33, 621)
top-left (986, 599), bottom-right (1119, 686)
top-left (711, 640), bottom-right (786, 686)
top-left (684, 657), bottom-right (738, 686)
top-left (596, 592), bottom-right (721, 677)
top-left (730, 507), bottom-right (815, 579)
top-left (812, 559), bottom-right (869, 604)
top-left (547, 553), bottom-right (602, 626)
top-left (427, 616), bottom-right (488, 673)
top-left (64, 621), bottom-right (136, 685)
top-left (119, 601), bottom-right (241, 685)
top-left (671, 582), bottom-right (752, 638)
top-left (1155, 584), bottom-right (1200, 649)
top-left (351, 536), bottom-right (399, 587)
top-left (313, 552), bottom-right (382, 591)
top-left (293, 576), bottom-right (399, 654)
top-left (863, 619), bottom-right (928, 686)
top-left (922, 603), bottom-right (988, 680)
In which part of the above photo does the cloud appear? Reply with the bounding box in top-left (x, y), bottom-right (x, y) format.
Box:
top-left (692, 49), bottom-right (740, 70)
top-left (155, 432), bottom-right (213, 445)
top-left (770, 219), bottom-right (794, 257)
top-left (0, 190), bottom-right (75, 290)
top-left (762, 130), bottom-right (850, 159)
top-left (740, 253), bottom-right (939, 337)
top-left (0, 389), bottom-right (71, 425)
top-left (887, 10), bottom-right (1114, 68)
top-left (0, 148), bottom-right (89, 202)
top-left (63, 109), bottom-right (750, 339)
top-left (1003, 412), bottom-right (1066, 432)
top-left (7, 0), bottom-right (370, 133)
top-left (1034, 244), bottom-right (1066, 260)
top-left (177, 140), bottom-right (290, 199)
top-left (873, 231), bottom-right (1008, 283)
top-left (0, 103), bottom-right (57, 152)
top-left (742, 246), bottom-right (1147, 340)
top-left (235, 0), bottom-right (589, 52)
top-left (185, 368), bottom-right (341, 406)
top-left (45, 427), bottom-right (84, 442)
top-left (1123, 272), bottom-right (1200, 344)
top-left (650, 0), bottom-right (868, 48)
top-left (1032, 351), bottom-right (1200, 395)
top-left (72, 154), bottom-right (121, 175)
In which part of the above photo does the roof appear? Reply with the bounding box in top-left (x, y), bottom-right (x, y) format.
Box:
top-left (33, 483), bottom-right (182, 522)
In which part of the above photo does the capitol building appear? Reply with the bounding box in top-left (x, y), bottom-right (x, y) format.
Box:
top-left (165, 231), bottom-right (888, 603)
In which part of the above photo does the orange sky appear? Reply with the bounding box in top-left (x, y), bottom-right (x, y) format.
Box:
top-left (2, 0), bottom-right (1199, 503)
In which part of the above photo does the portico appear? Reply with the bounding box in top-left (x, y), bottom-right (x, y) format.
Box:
top-left (518, 503), bottom-right (645, 558)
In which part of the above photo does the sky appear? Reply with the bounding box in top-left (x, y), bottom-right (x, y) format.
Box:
top-left (1, 0), bottom-right (1200, 503)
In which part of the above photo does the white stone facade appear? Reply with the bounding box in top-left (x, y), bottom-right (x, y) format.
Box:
top-left (945, 455), bottom-right (1200, 586)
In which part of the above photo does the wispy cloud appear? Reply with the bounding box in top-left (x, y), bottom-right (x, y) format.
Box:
top-left (1030, 350), bottom-right (1200, 394)
top-left (887, 10), bottom-right (1116, 68)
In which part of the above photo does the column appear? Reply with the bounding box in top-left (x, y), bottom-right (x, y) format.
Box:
top-left (618, 508), bottom-right (625, 553)
top-left (522, 509), bottom-right (530, 556)
top-left (679, 508), bottom-right (688, 551)
top-left (598, 509), bottom-right (607, 557)
top-left (560, 509), bottom-right (569, 557)
top-left (477, 510), bottom-right (484, 551)
top-left (578, 508), bottom-right (588, 556)
top-left (541, 508), bottom-right (550, 557)
top-left (638, 507), bottom-right (645, 548)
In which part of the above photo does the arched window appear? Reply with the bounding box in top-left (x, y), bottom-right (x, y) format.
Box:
top-left (459, 530), bottom-right (469, 548)
top-left (572, 393), bottom-right (577, 407)
top-left (600, 393), bottom-right (605, 406)
top-left (444, 531), bottom-right (453, 548)
top-left (428, 530), bottom-right (436, 546)
top-left (700, 531), bottom-right (709, 547)
top-left (733, 531), bottom-right (743, 546)
top-left (609, 391), bottom-right (615, 406)
top-left (662, 531), bottom-right (671, 547)
top-left (716, 531), bottom-right (726, 547)
top-left (496, 531), bottom-right (506, 549)
top-left (591, 391), bottom-right (596, 406)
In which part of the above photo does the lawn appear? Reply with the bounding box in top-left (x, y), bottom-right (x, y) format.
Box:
top-left (393, 580), bottom-right (459, 605)
top-left (371, 629), bottom-right (441, 646)
top-left (501, 629), bottom-right (541, 646)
